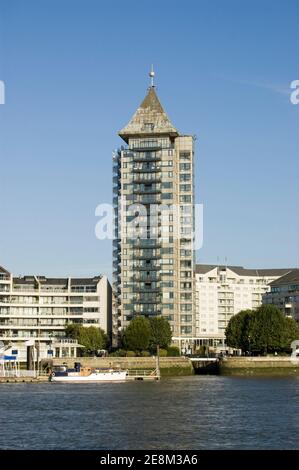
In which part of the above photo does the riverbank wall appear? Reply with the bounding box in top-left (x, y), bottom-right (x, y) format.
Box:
top-left (220, 357), bottom-right (299, 376)
top-left (52, 356), bottom-right (194, 376)
top-left (0, 376), bottom-right (48, 383)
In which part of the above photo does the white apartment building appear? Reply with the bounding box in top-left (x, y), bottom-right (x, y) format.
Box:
top-left (263, 269), bottom-right (299, 321)
top-left (0, 265), bottom-right (112, 360)
top-left (195, 265), bottom-right (292, 349)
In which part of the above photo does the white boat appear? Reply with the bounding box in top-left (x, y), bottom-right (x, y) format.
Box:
top-left (50, 363), bottom-right (127, 383)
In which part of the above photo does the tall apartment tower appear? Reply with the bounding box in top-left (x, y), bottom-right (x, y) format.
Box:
top-left (113, 73), bottom-right (196, 350)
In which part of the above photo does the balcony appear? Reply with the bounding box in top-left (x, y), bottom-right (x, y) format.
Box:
top-left (132, 298), bottom-right (161, 304)
top-left (132, 153), bottom-right (162, 162)
top-left (133, 286), bottom-right (161, 293)
top-left (133, 253), bottom-right (161, 260)
top-left (133, 239), bottom-right (161, 248)
top-left (132, 275), bottom-right (161, 283)
top-left (133, 168), bottom-right (161, 175)
top-left (133, 264), bottom-right (160, 271)
top-left (133, 309), bottom-right (162, 316)
top-left (133, 186), bottom-right (161, 195)
top-left (132, 195), bottom-right (161, 204)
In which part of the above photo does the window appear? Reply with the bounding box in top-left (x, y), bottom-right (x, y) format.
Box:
top-left (180, 174), bottom-right (191, 182)
top-left (181, 282), bottom-right (192, 289)
top-left (180, 249), bottom-right (191, 256)
top-left (181, 260), bottom-right (191, 268)
top-left (181, 304), bottom-right (192, 311)
top-left (162, 193), bottom-right (173, 200)
top-left (180, 227), bottom-right (192, 235)
top-left (180, 217), bottom-right (192, 224)
top-left (181, 326), bottom-right (192, 334)
top-left (180, 293), bottom-right (192, 300)
top-left (161, 281), bottom-right (174, 288)
top-left (180, 184), bottom-right (191, 192)
top-left (181, 271), bottom-right (192, 278)
top-left (84, 296), bottom-right (99, 301)
top-left (180, 163), bottom-right (191, 171)
top-left (180, 195), bottom-right (192, 203)
top-left (180, 205), bottom-right (192, 214)
top-left (162, 181), bottom-right (173, 189)
top-left (143, 123), bottom-right (154, 131)
top-left (181, 314), bottom-right (192, 322)
top-left (180, 152), bottom-right (191, 160)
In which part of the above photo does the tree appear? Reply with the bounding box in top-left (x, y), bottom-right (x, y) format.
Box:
top-left (225, 304), bottom-right (299, 355)
top-left (249, 305), bottom-right (291, 354)
top-left (65, 323), bottom-right (107, 356)
top-left (123, 316), bottom-right (151, 352)
top-left (282, 316), bottom-right (299, 352)
top-left (149, 316), bottom-right (172, 353)
top-left (225, 309), bottom-right (253, 351)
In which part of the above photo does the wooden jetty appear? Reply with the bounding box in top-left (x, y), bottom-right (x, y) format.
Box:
top-left (126, 368), bottom-right (160, 381)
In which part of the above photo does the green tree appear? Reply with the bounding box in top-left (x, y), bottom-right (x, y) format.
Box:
top-left (149, 316), bottom-right (172, 354)
top-left (226, 305), bottom-right (299, 355)
top-left (123, 316), bottom-right (151, 352)
top-left (249, 305), bottom-right (290, 354)
top-left (282, 316), bottom-right (299, 351)
top-left (167, 346), bottom-right (181, 357)
top-left (65, 324), bottom-right (107, 356)
top-left (225, 309), bottom-right (253, 351)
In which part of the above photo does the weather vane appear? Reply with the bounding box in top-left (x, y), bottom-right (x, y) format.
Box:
top-left (149, 65), bottom-right (155, 87)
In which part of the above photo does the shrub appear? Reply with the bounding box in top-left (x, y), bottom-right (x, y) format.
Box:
top-left (109, 349), bottom-right (126, 357)
top-left (159, 348), bottom-right (168, 357)
top-left (126, 350), bottom-right (136, 357)
top-left (141, 350), bottom-right (151, 357)
top-left (167, 346), bottom-right (180, 357)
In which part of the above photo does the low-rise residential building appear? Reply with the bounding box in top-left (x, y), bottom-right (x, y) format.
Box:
top-left (0, 265), bottom-right (112, 360)
top-left (195, 265), bottom-right (293, 350)
top-left (263, 269), bottom-right (299, 321)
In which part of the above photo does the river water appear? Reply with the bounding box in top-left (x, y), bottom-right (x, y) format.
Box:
top-left (0, 376), bottom-right (298, 450)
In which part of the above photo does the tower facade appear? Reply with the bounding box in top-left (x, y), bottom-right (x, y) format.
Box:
top-left (113, 76), bottom-right (196, 350)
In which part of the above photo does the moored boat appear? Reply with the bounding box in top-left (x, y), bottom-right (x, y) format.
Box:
top-left (50, 362), bottom-right (127, 383)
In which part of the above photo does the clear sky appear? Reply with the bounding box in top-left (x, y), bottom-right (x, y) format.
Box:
top-left (0, 0), bottom-right (298, 280)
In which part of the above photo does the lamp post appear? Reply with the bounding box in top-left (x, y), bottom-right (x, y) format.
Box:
top-left (248, 335), bottom-right (251, 356)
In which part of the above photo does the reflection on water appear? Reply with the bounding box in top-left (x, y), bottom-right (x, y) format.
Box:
top-left (0, 376), bottom-right (298, 449)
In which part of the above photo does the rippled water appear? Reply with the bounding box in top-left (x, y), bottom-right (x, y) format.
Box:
top-left (0, 376), bottom-right (298, 449)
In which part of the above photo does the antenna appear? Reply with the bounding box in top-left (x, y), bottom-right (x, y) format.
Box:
top-left (149, 65), bottom-right (155, 87)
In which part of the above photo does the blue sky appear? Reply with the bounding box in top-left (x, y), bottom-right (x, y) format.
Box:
top-left (0, 0), bottom-right (298, 279)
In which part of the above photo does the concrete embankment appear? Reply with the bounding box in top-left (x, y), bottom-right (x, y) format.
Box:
top-left (52, 356), bottom-right (194, 376)
top-left (0, 376), bottom-right (49, 383)
top-left (220, 357), bottom-right (299, 376)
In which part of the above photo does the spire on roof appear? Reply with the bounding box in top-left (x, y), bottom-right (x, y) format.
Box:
top-left (119, 71), bottom-right (179, 142)
top-left (149, 64), bottom-right (155, 88)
